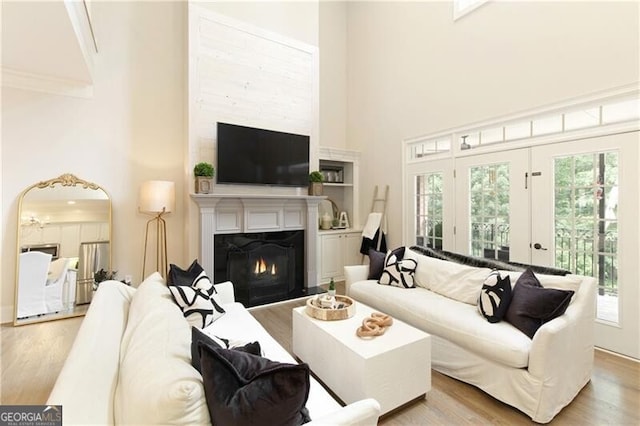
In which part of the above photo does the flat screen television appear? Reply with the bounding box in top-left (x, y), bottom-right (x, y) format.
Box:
top-left (217, 122), bottom-right (310, 186)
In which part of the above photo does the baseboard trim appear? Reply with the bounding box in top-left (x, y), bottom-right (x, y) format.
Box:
top-left (595, 346), bottom-right (640, 363)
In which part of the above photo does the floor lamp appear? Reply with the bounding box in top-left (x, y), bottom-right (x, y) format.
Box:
top-left (139, 180), bottom-right (175, 279)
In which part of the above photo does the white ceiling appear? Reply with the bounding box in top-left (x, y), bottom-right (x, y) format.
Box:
top-left (1, 1), bottom-right (92, 83)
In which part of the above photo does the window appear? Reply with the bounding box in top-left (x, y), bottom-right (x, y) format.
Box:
top-left (453, 0), bottom-right (488, 20)
top-left (532, 115), bottom-right (563, 136)
top-left (431, 93), bottom-right (640, 155)
top-left (554, 152), bottom-right (619, 323)
top-left (602, 98), bottom-right (640, 124)
top-left (415, 173), bottom-right (443, 249)
top-left (469, 163), bottom-right (510, 261)
top-left (407, 137), bottom-right (451, 160)
top-left (564, 107), bottom-right (600, 131)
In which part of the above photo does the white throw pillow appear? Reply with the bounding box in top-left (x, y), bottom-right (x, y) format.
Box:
top-left (418, 255), bottom-right (492, 305)
top-left (405, 248), bottom-right (430, 289)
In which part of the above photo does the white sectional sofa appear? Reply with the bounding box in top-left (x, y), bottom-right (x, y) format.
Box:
top-left (345, 247), bottom-right (596, 424)
top-left (47, 273), bottom-right (380, 425)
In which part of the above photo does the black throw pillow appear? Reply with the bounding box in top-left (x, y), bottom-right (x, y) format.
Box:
top-left (504, 268), bottom-right (575, 338)
top-left (191, 327), bottom-right (262, 374)
top-left (200, 345), bottom-right (311, 426)
top-left (367, 249), bottom-right (386, 280)
top-left (477, 271), bottom-right (512, 323)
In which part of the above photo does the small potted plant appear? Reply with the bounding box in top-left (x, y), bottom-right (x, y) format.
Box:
top-left (94, 268), bottom-right (118, 291)
top-left (328, 277), bottom-right (336, 297)
top-left (308, 171), bottom-right (324, 196)
top-left (194, 162), bottom-right (215, 194)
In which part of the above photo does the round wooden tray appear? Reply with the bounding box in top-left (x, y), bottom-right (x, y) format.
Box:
top-left (306, 295), bottom-right (356, 321)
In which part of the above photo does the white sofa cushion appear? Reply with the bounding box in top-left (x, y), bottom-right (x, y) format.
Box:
top-left (349, 280), bottom-right (532, 368)
top-left (405, 248), bottom-right (430, 289)
top-left (408, 251), bottom-right (492, 305)
top-left (114, 273), bottom-right (210, 425)
top-left (47, 281), bottom-right (135, 425)
top-left (502, 270), bottom-right (583, 294)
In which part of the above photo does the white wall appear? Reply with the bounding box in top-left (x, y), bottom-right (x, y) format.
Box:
top-left (346, 1), bottom-right (640, 247)
top-left (196, 1), bottom-right (349, 153)
top-left (1, 1), bottom-right (186, 321)
top-left (319, 1), bottom-right (348, 149)
top-left (198, 1), bottom-right (319, 47)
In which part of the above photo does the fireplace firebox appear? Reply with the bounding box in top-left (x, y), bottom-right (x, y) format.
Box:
top-left (214, 231), bottom-right (305, 307)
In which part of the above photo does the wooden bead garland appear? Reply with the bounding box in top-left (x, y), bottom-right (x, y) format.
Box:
top-left (356, 312), bottom-right (394, 338)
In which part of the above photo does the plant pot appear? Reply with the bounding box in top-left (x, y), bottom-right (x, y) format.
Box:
top-left (308, 182), bottom-right (323, 196)
top-left (195, 177), bottom-right (214, 194)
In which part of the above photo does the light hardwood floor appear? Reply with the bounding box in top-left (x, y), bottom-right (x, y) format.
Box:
top-left (1, 315), bottom-right (82, 405)
top-left (2, 288), bottom-right (639, 425)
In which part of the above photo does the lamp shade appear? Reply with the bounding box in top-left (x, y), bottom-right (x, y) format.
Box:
top-left (139, 180), bottom-right (175, 214)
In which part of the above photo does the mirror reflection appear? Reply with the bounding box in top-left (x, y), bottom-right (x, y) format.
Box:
top-left (14, 174), bottom-right (111, 325)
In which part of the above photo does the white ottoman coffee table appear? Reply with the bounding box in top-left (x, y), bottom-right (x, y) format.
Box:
top-left (292, 299), bottom-right (431, 415)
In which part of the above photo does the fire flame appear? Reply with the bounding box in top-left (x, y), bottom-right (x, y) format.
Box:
top-left (254, 258), bottom-right (277, 275)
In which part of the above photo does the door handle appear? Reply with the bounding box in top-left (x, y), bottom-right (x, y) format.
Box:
top-left (532, 243), bottom-right (548, 251)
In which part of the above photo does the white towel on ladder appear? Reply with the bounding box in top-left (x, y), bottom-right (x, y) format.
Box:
top-left (362, 212), bottom-right (382, 239)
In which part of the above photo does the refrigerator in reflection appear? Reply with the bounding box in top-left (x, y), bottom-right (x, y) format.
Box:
top-left (76, 241), bottom-right (110, 305)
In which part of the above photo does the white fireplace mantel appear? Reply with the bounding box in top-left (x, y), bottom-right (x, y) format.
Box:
top-left (191, 193), bottom-right (325, 290)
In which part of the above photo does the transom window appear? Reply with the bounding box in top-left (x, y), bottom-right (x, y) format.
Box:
top-left (406, 95), bottom-right (639, 160)
top-left (458, 97), bottom-right (640, 149)
top-left (453, 0), bottom-right (488, 20)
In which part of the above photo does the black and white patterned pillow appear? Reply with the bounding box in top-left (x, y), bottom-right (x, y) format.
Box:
top-left (168, 261), bottom-right (225, 328)
top-left (477, 270), bottom-right (512, 323)
top-left (169, 260), bottom-right (210, 290)
top-left (378, 247), bottom-right (417, 288)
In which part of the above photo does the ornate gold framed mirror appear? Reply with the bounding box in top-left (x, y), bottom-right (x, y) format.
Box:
top-left (14, 174), bottom-right (112, 326)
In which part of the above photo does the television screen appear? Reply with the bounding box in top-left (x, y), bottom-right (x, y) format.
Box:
top-left (217, 123), bottom-right (310, 186)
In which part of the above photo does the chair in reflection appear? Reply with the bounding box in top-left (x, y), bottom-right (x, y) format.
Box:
top-left (45, 257), bottom-right (70, 313)
top-left (17, 251), bottom-right (52, 318)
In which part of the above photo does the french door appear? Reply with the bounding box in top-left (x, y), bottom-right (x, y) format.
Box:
top-left (530, 133), bottom-right (639, 359)
top-left (454, 150), bottom-right (530, 264)
top-left (449, 133), bottom-right (638, 358)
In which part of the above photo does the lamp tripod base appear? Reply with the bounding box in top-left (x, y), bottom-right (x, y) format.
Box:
top-left (142, 212), bottom-right (168, 279)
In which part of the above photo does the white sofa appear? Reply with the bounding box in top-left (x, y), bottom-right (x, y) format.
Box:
top-left (47, 273), bottom-right (380, 425)
top-left (345, 247), bottom-right (596, 424)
